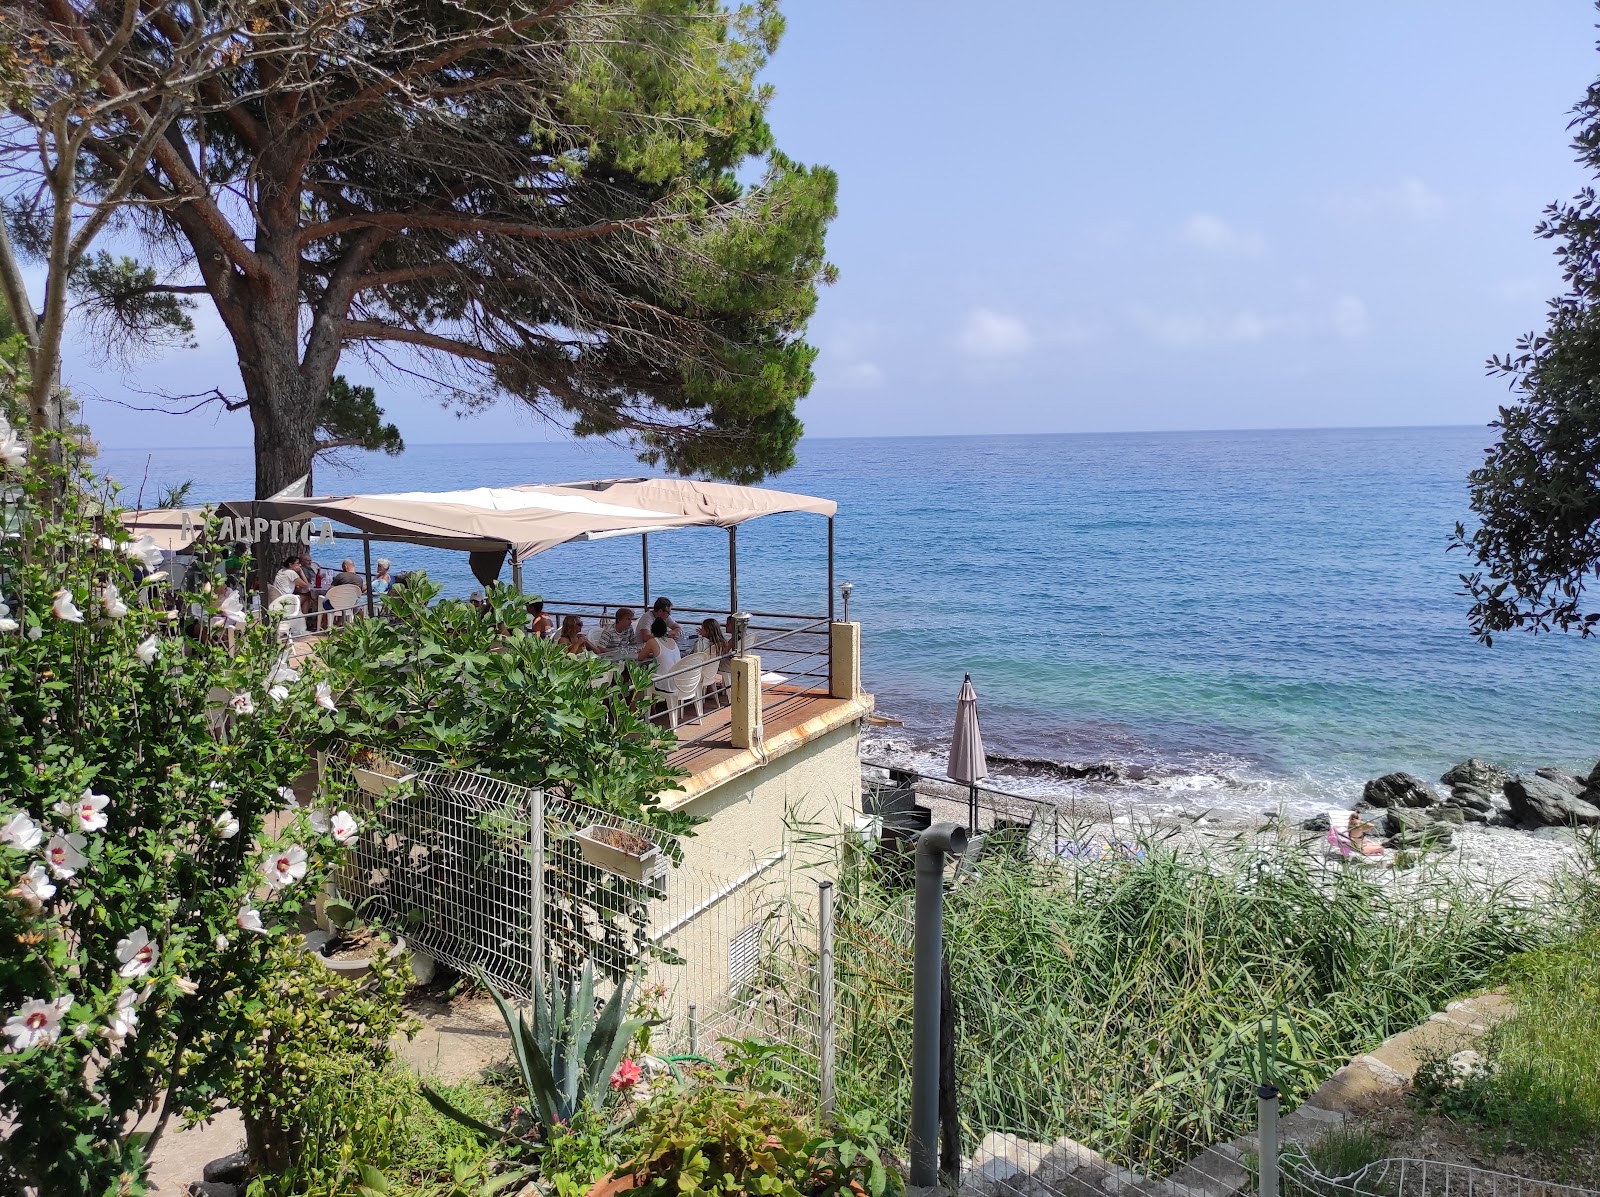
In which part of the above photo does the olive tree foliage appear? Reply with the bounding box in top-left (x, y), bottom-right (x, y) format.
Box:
top-left (1455, 49), bottom-right (1600, 643)
top-left (1, 0), bottom-right (838, 502)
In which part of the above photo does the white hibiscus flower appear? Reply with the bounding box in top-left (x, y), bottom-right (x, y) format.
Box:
top-left (25, 625), bottom-right (40, 641)
top-left (135, 635), bottom-right (161, 665)
top-left (214, 933), bottom-right (228, 951)
top-left (101, 988), bottom-right (138, 1051)
top-left (329, 811), bottom-right (359, 846)
top-left (277, 786), bottom-right (299, 811)
top-left (267, 684), bottom-right (290, 705)
top-left (14, 863), bottom-right (55, 910)
top-left (236, 905), bottom-right (266, 933)
top-left (0, 811), bottom-right (42, 851)
top-left (43, 833), bottom-right (87, 879)
top-left (0, 423), bottom-right (28, 472)
top-left (51, 590), bottom-right (83, 623)
top-left (100, 584), bottom-right (128, 620)
top-left (314, 682), bottom-right (336, 712)
top-left (212, 810), bottom-right (240, 840)
top-left (267, 659), bottom-right (300, 687)
top-left (228, 692), bottom-right (255, 717)
top-left (0, 600), bottom-right (17, 634)
top-left (307, 808), bottom-right (331, 834)
top-left (261, 845), bottom-right (308, 890)
top-left (4, 994), bottom-right (72, 1051)
top-left (72, 789), bottom-right (110, 833)
top-left (122, 535), bottom-right (163, 571)
top-left (114, 927), bottom-right (157, 979)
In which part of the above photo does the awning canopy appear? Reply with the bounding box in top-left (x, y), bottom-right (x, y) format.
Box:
top-left (125, 477), bottom-right (836, 563)
top-left (120, 507), bottom-right (209, 553)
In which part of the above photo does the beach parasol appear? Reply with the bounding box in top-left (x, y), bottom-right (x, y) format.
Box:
top-left (947, 673), bottom-right (989, 834)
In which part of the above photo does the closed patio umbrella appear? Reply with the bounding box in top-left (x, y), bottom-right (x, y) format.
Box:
top-left (947, 673), bottom-right (989, 834)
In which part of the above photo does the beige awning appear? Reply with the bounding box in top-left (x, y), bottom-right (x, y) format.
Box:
top-left (219, 476), bottom-right (834, 562)
top-left (120, 507), bottom-right (208, 553)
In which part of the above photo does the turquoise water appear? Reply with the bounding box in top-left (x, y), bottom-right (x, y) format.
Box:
top-left (100, 426), bottom-right (1600, 813)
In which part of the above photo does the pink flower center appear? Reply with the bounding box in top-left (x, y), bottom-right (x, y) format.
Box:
top-left (135, 945), bottom-right (153, 965)
top-left (25, 1012), bottom-right (47, 1029)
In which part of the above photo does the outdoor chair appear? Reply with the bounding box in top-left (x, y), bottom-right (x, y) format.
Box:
top-left (696, 648), bottom-right (728, 712)
top-left (1325, 809), bottom-right (1384, 861)
top-left (322, 583), bottom-right (363, 627)
top-left (653, 657), bottom-right (703, 728)
top-left (266, 593), bottom-right (305, 639)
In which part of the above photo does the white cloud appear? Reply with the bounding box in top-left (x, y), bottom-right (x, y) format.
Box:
top-left (957, 307), bottom-right (1032, 357)
top-left (1180, 213), bottom-right (1266, 257)
top-left (815, 323), bottom-right (886, 390)
top-left (1328, 177), bottom-right (1445, 223)
top-left (1329, 295), bottom-right (1368, 340)
top-left (836, 361), bottom-right (884, 389)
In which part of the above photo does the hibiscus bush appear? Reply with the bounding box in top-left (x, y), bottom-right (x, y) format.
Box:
top-left (0, 359), bottom-right (357, 1193)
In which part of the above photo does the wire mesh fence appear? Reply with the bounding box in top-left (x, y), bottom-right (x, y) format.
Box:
top-left (1278, 1154), bottom-right (1600, 1197)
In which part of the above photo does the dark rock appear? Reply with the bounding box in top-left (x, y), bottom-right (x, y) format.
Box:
top-left (187, 1185), bottom-right (238, 1197)
top-left (1432, 806), bottom-right (1465, 826)
top-left (1445, 786), bottom-right (1497, 813)
top-left (1440, 758), bottom-right (1511, 790)
top-left (1301, 812), bottom-right (1330, 832)
top-left (1505, 775), bottom-right (1600, 828)
top-left (1534, 767), bottom-right (1586, 797)
top-left (202, 1153), bottom-right (249, 1186)
top-left (1383, 806), bottom-right (1443, 838)
top-left (1586, 761), bottom-right (1600, 789)
top-left (1362, 772), bottom-right (1438, 809)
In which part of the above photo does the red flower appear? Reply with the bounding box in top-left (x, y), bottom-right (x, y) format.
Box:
top-left (610, 1058), bottom-right (643, 1090)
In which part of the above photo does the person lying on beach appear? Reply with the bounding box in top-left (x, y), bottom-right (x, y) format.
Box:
top-left (1347, 813), bottom-right (1384, 856)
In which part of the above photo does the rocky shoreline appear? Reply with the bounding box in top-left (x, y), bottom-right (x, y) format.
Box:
top-left (1327, 758), bottom-right (1600, 852)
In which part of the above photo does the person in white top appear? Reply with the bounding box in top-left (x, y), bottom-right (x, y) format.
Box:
top-left (637, 617), bottom-right (681, 671)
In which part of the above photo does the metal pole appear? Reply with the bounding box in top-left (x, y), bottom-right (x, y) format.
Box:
top-left (362, 536), bottom-right (375, 616)
top-left (512, 557), bottom-right (523, 595)
top-left (1257, 1082), bottom-right (1280, 1197)
top-left (642, 532), bottom-right (650, 610)
top-left (911, 822), bottom-right (967, 1188)
top-left (840, 582), bottom-right (853, 624)
top-left (827, 517), bottom-right (835, 622)
top-left (818, 879), bottom-right (837, 1120)
top-left (728, 525), bottom-right (738, 614)
top-left (687, 1002), bottom-right (699, 1056)
top-left (530, 788), bottom-right (546, 994)
top-left (968, 783), bottom-right (978, 837)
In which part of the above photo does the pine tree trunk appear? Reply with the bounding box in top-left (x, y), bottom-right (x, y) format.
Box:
top-left (238, 319), bottom-right (325, 582)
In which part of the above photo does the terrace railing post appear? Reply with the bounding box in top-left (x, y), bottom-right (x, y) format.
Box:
top-left (730, 652), bottom-right (762, 750)
top-left (529, 787), bottom-right (546, 994)
top-left (830, 621), bottom-right (861, 700)
top-left (911, 822), bottom-right (967, 1190)
top-left (1257, 1082), bottom-right (1280, 1197)
top-left (818, 878), bottom-right (837, 1120)
top-left (728, 525), bottom-right (739, 614)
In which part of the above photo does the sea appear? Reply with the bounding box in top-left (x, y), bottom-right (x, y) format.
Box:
top-left (99, 426), bottom-right (1600, 820)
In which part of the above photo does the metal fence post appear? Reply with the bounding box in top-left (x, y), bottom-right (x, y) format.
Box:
top-left (818, 878), bottom-right (837, 1120)
top-left (530, 787), bottom-right (546, 994)
top-left (1257, 1082), bottom-right (1280, 1197)
top-left (688, 1002), bottom-right (699, 1056)
top-left (911, 823), bottom-right (968, 1189)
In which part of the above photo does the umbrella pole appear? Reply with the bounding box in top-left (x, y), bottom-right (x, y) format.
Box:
top-left (968, 783), bottom-right (978, 835)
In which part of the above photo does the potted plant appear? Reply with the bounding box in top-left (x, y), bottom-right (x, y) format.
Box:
top-left (575, 824), bottom-right (665, 884)
top-left (305, 888), bottom-right (431, 983)
top-left (350, 746), bottom-right (417, 796)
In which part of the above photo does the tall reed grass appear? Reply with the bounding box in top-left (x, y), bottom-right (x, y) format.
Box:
top-left (826, 833), bottom-right (1539, 1176)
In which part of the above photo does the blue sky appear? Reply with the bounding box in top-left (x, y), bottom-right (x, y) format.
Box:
top-left (61, 1), bottom-right (1600, 449)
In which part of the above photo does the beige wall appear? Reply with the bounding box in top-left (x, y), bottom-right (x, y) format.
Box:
top-left (648, 717), bottom-right (864, 1054)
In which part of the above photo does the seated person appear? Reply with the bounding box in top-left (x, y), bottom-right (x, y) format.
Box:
top-left (527, 599), bottom-right (553, 638)
top-left (273, 554), bottom-right (314, 614)
top-left (592, 607), bottom-right (637, 654)
top-left (646, 596), bottom-right (682, 641)
top-left (555, 613), bottom-right (592, 654)
top-left (329, 558), bottom-right (367, 592)
top-left (637, 617), bottom-right (682, 672)
top-left (372, 558), bottom-right (393, 595)
top-left (696, 617), bottom-right (729, 660)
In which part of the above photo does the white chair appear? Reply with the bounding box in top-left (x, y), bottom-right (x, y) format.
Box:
top-left (653, 656), bottom-right (704, 728)
top-left (697, 649), bottom-right (728, 712)
top-left (267, 593), bottom-right (305, 639)
top-left (323, 584), bottom-right (363, 627)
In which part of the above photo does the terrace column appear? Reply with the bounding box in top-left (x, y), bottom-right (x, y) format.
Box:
top-left (729, 654), bottom-right (762, 750)
top-left (829, 622), bottom-right (861, 700)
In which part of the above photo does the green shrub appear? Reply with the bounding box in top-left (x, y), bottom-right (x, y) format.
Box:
top-left (628, 1084), bottom-right (902, 1197)
top-left (1278, 1125), bottom-right (1390, 1196)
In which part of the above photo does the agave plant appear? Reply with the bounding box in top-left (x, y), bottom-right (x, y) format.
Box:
top-left (426, 964), bottom-right (648, 1136)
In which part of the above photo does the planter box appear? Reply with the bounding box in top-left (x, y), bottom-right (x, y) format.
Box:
top-left (310, 932), bottom-right (408, 982)
top-left (354, 764), bottom-right (417, 796)
top-left (575, 824), bottom-right (665, 884)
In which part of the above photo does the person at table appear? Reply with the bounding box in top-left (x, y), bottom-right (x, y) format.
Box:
top-left (697, 617), bottom-right (728, 659)
top-left (593, 606), bottom-right (637, 654)
top-left (636, 617), bottom-right (681, 671)
top-left (527, 599), bottom-right (553, 638)
top-left (371, 558), bottom-right (393, 595)
top-left (556, 613), bottom-right (592, 654)
top-left (645, 596), bottom-right (682, 642)
top-left (273, 554), bottom-right (313, 613)
top-left (330, 558), bottom-right (367, 592)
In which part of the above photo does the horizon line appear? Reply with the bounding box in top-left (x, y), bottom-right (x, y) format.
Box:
top-left (97, 420), bottom-right (1495, 454)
